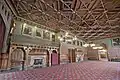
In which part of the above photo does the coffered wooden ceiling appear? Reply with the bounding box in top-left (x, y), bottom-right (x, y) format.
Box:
top-left (8, 0), bottom-right (120, 41)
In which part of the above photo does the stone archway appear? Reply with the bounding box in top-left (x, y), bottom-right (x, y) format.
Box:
top-left (11, 47), bottom-right (26, 70)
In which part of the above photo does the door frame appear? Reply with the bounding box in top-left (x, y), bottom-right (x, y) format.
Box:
top-left (10, 47), bottom-right (26, 70)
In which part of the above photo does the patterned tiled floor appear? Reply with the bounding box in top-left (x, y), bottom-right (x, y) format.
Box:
top-left (0, 61), bottom-right (120, 80)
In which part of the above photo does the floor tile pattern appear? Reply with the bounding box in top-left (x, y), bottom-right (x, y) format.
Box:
top-left (0, 61), bottom-right (120, 80)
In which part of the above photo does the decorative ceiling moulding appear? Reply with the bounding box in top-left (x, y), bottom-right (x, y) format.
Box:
top-left (15, 0), bottom-right (86, 37)
top-left (39, 0), bottom-right (82, 31)
top-left (8, 0), bottom-right (120, 41)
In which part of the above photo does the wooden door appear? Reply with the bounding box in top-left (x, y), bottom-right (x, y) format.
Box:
top-left (46, 50), bottom-right (49, 67)
top-left (68, 49), bottom-right (76, 63)
top-left (51, 50), bottom-right (58, 66)
top-left (72, 49), bottom-right (76, 62)
top-left (68, 49), bottom-right (72, 63)
top-left (11, 48), bottom-right (25, 70)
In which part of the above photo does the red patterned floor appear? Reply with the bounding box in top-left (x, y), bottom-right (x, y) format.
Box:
top-left (0, 61), bottom-right (120, 80)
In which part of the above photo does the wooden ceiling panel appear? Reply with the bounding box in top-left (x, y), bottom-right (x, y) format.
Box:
top-left (9, 0), bottom-right (120, 41)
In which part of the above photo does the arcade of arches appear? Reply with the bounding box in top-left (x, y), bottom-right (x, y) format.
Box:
top-left (0, 0), bottom-right (120, 80)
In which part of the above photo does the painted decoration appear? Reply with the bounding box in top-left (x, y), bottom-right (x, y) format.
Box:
top-left (36, 28), bottom-right (42, 38)
top-left (22, 25), bottom-right (32, 36)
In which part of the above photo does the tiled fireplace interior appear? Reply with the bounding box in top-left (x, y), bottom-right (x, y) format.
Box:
top-left (30, 55), bottom-right (46, 68)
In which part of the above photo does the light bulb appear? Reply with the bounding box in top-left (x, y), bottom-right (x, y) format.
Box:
top-left (65, 32), bottom-right (68, 36)
top-left (23, 23), bottom-right (26, 27)
top-left (90, 44), bottom-right (95, 47)
top-left (45, 30), bottom-right (48, 32)
top-left (58, 36), bottom-right (61, 39)
top-left (98, 47), bottom-right (103, 49)
top-left (93, 47), bottom-right (98, 49)
top-left (60, 38), bottom-right (63, 41)
top-left (35, 26), bottom-right (37, 29)
top-left (52, 33), bottom-right (55, 35)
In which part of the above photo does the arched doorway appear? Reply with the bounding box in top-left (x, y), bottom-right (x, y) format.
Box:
top-left (99, 43), bottom-right (108, 61)
top-left (11, 47), bottom-right (26, 70)
top-left (51, 50), bottom-right (58, 66)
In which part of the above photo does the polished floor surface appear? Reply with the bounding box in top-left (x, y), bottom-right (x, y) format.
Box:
top-left (0, 61), bottom-right (120, 80)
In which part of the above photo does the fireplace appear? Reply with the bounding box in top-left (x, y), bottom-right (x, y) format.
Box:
top-left (33, 59), bottom-right (43, 66)
top-left (30, 56), bottom-right (46, 68)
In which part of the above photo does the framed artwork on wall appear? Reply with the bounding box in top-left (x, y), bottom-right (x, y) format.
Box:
top-left (22, 25), bottom-right (32, 36)
top-left (35, 28), bottom-right (42, 38)
top-left (43, 31), bottom-right (50, 40)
